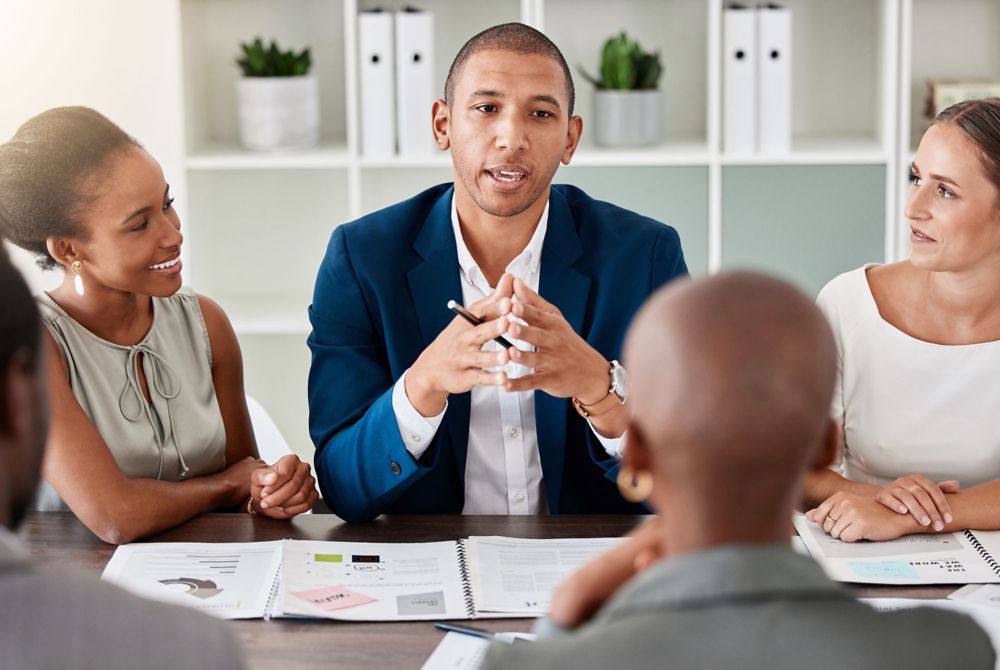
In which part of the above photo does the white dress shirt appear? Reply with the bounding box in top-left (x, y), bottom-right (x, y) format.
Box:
top-left (818, 264), bottom-right (1000, 487)
top-left (391, 196), bottom-right (622, 514)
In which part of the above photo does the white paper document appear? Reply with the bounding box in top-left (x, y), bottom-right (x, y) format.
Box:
top-left (281, 539), bottom-right (469, 621)
top-left (421, 633), bottom-right (490, 670)
top-left (794, 516), bottom-right (1000, 585)
top-left (951, 584), bottom-right (1000, 609)
top-left (103, 535), bottom-right (620, 622)
top-left (101, 541), bottom-right (282, 619)
top-left (467, 536), bottom-right (621, 614)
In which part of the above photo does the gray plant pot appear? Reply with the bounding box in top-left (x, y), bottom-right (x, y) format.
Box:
top-left (593, 90), bottom-right (661, 147)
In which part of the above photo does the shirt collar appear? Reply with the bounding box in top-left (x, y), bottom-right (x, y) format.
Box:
top-left (597, 543), bottom-right (848, 621)
top-left (450, 194), bottom-right (549, 288)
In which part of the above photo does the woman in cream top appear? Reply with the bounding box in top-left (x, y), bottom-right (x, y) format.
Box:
top-left (806, 98), bottom-right (1000, 543)
top-left (0, 107), bottom-right (318, 544)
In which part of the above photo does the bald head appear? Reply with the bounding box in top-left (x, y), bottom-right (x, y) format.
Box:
top-left (624, 272), bottom-right (836, 511)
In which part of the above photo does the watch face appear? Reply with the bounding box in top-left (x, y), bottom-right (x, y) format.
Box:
top-left (611, 362), bottom-right (629, 399)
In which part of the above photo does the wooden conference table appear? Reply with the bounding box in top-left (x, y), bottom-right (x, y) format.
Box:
top-left (18, 511), bottom-right (957, 670)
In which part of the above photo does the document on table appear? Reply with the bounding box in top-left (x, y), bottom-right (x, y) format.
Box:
top-left (280, 539), bottom-right (470, 621)
top-left (421, 633), bottom-right (490, 670)
top-left (951, 584), bottom-right (1000, 609)
top-left (794, 516), bottom-right (1000, 584)
top-left (467, 536), bottom-right (621, 614)
top-left (101, 541), bottom-right (282, 619)
top-left (103, 535), bottom-right (622, 621)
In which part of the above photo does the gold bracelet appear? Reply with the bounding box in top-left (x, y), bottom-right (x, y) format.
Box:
top-left (246, 496), bottom-right (257, 516)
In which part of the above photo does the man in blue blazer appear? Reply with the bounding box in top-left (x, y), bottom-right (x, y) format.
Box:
top-left (308, 23), bottom-right (687, 523)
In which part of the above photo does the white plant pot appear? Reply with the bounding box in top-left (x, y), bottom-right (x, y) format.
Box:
top-left (593, 90), bottom-right (661, 147)
top-left (236, 75), bottom-right (319, 151)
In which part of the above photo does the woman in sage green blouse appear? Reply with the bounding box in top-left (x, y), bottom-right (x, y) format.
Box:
top-left (0, 107), bottom-right (318, 544)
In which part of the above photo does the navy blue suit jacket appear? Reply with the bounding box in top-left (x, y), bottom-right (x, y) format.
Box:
top-left (308, 183), bottom-right (687, 523)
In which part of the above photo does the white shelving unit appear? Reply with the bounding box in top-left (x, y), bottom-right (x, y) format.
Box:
top-left (169, 0), bottom-right (986, 458)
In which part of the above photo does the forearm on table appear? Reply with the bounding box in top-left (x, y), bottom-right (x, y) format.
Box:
top-left (802, 468), bottom-right (879, 508)
top-left (74, 475), bottom-right (237, 545)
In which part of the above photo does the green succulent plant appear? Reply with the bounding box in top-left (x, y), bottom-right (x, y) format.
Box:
top-left (580, 32), bottom-right (662, 90)
top-left (236, 37), bottom-right (312, 77)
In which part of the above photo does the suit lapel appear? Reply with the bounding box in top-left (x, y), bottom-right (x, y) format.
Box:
top-left (535, 188), bottom-right (591, 512)
top-left (405, 187), bottom-right (471, 482)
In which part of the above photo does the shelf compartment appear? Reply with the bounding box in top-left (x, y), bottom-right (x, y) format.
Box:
top-left (186, 141), bottom-right (351, 170)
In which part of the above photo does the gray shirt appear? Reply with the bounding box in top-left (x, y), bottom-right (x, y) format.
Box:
top-left (0, 527), bottom-right (243, 670)
top-left (34, 289), bottom-right (227, 510)
top-left (483, 544), bottom-right (995, 670)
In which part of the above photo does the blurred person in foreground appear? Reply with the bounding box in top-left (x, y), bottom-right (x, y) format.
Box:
top-left (0, 248), bottom-right (244, 670)
top-left (483, 271), bottom-right (994, 670)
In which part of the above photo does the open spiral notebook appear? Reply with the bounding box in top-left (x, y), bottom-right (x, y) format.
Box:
top-left (794, 516), bottom-right (1000, 585)
top-left (102, 536), bottom-right (620, 620)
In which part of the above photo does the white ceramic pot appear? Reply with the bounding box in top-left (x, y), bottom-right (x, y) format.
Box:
top-left (593, 90), bottom-right (661, 147)
top-left (236, 75), bottom-right (319, 151)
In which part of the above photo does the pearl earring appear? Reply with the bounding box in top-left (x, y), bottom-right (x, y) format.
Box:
top-left (71, 260), bottom-right (85, 297)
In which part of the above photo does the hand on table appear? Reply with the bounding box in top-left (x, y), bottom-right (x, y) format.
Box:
top-left (806, 491), bottom-right (925, 543)
top-left (549, 518), bottom-right (666, 629)
top-left (218, 456), bottom-right (267, 507)
top-left (406, 274), bottom-right (516, 416)
top-left (874, 474), bottom-right (959, 531)
top-left (503, 278), bottom-right (609, 403)
top-left (250, 454), bottom-right (319, 519)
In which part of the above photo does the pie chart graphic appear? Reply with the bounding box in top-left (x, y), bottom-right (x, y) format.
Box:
top-left (158, 577), bottom-right (223, 600)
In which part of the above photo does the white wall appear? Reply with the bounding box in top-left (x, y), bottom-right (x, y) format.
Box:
top-left (0, 0), bottom-right (186, 292)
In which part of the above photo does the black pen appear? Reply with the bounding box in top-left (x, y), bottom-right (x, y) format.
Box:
top-left (447, 299), bottom-right (517, 349)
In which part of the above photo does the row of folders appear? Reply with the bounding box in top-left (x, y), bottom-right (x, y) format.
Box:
top-left (723, 4), bottom-right (792, 155)
top-left (359, 8), bottom-right (436, 158)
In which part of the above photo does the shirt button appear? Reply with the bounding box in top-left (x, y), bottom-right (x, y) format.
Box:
top-left (390, 461), bottom-right (402, 475)
top-left (507, 426), bottom-right (519, 439)
top-left (514, 493), bottom-right (525, 503)
top-left (411, 434), bottom-right (421, 443)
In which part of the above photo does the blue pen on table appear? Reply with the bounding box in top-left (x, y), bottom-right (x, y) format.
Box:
top-left (435, 622), bottom-right (495, 639)
top-left (447, 300), bottom-right (517, 350)
top-left (434, 622), bottom-right (536, 644)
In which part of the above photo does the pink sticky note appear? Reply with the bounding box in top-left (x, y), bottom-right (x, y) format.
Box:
top-left (290, 585), bottom-right (377, 611)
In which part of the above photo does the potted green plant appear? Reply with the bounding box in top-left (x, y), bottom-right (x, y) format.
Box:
top-left (581, 32), bottom-right (663, 147)
top-left (235, 37), bottom-right (318, 151)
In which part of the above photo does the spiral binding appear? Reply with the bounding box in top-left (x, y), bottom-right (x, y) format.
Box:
top-left (964, 530), bottom-right (1000, 578)
top-left (263, 558), bottom-right (283, 621)
top-left (456, 539), bottom-right (477, 618)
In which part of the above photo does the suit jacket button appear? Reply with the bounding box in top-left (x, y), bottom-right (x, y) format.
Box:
top-left (390, 461), bottom-right (402, 475)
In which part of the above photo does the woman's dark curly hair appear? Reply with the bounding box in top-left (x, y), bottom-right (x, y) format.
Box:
top-left (0, 106), bottom-right (141, 270)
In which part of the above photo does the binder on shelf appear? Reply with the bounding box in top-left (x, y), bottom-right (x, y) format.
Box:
top-left (723, 4), bottom-right (757, 154)
top-left (394, 8), bottom-right (435, 157)
top-left (359, 10), bottom-right (396, 157)
top-left (757, 4), bottom-right (792, 155)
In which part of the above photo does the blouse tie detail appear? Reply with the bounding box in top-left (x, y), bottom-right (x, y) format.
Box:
top-left (118, 343), bottom-right (188, 479)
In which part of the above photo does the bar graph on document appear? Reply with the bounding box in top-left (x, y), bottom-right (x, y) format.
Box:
top-left (102, 541), bottom-right (283, 619)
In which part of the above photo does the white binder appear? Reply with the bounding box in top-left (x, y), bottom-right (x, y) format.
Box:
top-left (394, 8), bottom-right (435, 157)
top-left (723, 5), bottom-right (757, 154)
top-left (757, 4), bottom-right (792, 154)
top-left (359, 10), bottom-right (396, 157)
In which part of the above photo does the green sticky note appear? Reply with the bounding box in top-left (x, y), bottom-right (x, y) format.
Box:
top-left (314, 553), bottom-right (343, 563)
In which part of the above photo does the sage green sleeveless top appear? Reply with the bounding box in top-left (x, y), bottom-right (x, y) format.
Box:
top-left (34, 288), bottom-right (227, 510)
